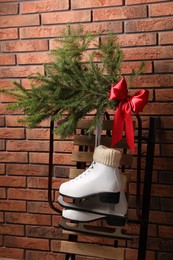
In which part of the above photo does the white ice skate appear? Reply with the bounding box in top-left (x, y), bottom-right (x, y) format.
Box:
top-left (58, 145), bottom-right (122, 211)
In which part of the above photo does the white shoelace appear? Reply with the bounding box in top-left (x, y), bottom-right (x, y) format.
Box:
top-left (71, 162), bottom-right (96, 182)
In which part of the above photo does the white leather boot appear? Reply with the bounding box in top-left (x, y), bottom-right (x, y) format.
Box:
top-left (59, 145), bottom-right (122, 204)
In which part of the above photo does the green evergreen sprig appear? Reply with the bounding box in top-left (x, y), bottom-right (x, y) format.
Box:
top-left (0, 26), bottom-right (144, 138)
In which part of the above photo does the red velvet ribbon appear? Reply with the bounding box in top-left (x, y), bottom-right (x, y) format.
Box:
top-left (109, 77), bottom-right (149, 152)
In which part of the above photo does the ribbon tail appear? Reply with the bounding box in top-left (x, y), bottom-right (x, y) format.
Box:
top-left (111, 106), bottom-right (124, 148)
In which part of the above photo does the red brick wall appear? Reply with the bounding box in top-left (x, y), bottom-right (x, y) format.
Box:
top-left (0, 0), bottom-right (173, 259)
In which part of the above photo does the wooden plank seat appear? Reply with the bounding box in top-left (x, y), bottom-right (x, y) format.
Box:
top-left (56, 118), bottom-right (134, 260)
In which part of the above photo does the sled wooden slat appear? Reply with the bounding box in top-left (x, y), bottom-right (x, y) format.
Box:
top-left (69, 168), bottom-right (84, 178)
top-left (72, 151), bottom-right (133, 167)
top-left (74, 135), bottom-right (129, 148)
top-left (77, 119), bottom-right (113, 130)
top-left (58, 241), bottom-right (125, 260)
top-left (72, 151), bottom-right (93, 163)
top-left (77, 119), bottom-right (135, 131)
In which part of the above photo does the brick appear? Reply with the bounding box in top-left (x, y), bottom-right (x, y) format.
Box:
top-left (156, 89), bottom-right (173, 101)
top-left (29, 152), bottom-right (73, 165)
top-left (6, 164), bottom-right (48, 176)
top-left (154, 60), bottom-right (173, 73)
top-left (0, 95), bottom-right (17, 104)
top-left (0, 223), bottom-right (24, 236)
top-left (149, 211), bottom-right (173, 225)
top-left (72, 0), bottom-right (123, 9)
top-left (0, 176), bottom-right (26, 188)
top-left (157, 131), bottom-right (173, 143)
top-left (17, 52), bottom-right (53, 65)
top-left (0, 247), bottom-right (24, 259)
top-left (27, 177), bottom-right (49, 189)
top-left (0, 164), bottom-right (5, 174)
top-left (0, 0), bottom-right (19, 1)
top-left (22, 78), bottom-right (46, 90)
top-left (0, 79), bottom-right (17, 90)
top-left (147, 237), bottom-right (173, 252)
top-left (27, 152), bottom-right (46, 164)
top-left (130, 75), bottom-right (173, 88)
top-left (125, 248), bottom-right (155, 260)
top-left (129, 183), bottom-right (173, 197)
top-left (93, 6), bottom-right (147, 21)
top-left (0, 28), bottom-right (18, 40)
top-left (2, 39), bottom-right (49, 52)
top-left (0, 103), bottom-right (22, 115)
top-left (123, 46), bottom-right (173, 60)
top-left (160, 198), bottom-right (173, 211)
top-left (0, 94), bottom-right (16, 103)
top-left (0, 128), bottom-right (24, 139)
top-left (20, 25), bottom-right (64, 39)
top-left (7, 140), bottom-right (49, 151)
top-left (158, 253), bottom-right (173, 260)
top-left (0, 188), bottom-right (6, 199)
top-left (0, 152), bottom-right (27, 163)
top-left (26, 128), bottom-right (50, 139)
top-left (0, 140), bottom-right (5, 150)
top-left (27, 201), bottom-right (58, 214)
top-left (26, 225), bottom-right (65, 239)
top-left (160, 144), bottom-right (173, 157)
top-left (149, 3), bottom-right (173, 17)
top-left (0, 65), bottom-right (44, 78)
top-left (8, 188), bottom-right (48, 201)
top-left (79, 21), bottom-right (123, 34)
top-left (142, 103), bottom-right (173, 115)
top-left (159, 32), bottom-right (173, 45)
top-left (21, 0), bottom-right (69, 14)
top-left (0, 212), bottom-right (3, 222)
top-left (160, 116), bottom-right (173, 128)
top-left (26, 250), bottom-right (65, 260)
top-left (6, 212), bottom-right (51, 226)
top-left (0, 116), bottom-right (5, 126)
top-left (0, 3), bottom-right (18, 15)
top-left (4, 236), bottom-right (49, 250)
top-left (117, 33), bottom-right (156, 47)
top-left (153, 157), bottom-right (173, 170)
top-left (158, 171), bottom-right (173, 184)
top-left (126, 0), bottom-right (170, 4)
top-left (42, 10), bottom-right (91, 24)
top-left (122, 61), bottom-right (152, 74)
top-left (125, 17), bottom-right (173, 33)
top-left (28, 176), bottom-right (64, 189)
top-left (20, 22), bottom-right (122, 39)
top-left (54, 141), bottom-right (73, 153)
top-left (0, 14), bottom-right (40, 28)
top-left (5, 115), bottom-right (26, 127)
top-left (151, 184), bottom-right (173, 197)
top-left (0, 54), bottom-right (15, 65)
top-left (0, 200), bottom-right (26, 212)
top-left (52, 215), bottom-right (63, 227)
top-left (50, 36), bottom-right (99, 50)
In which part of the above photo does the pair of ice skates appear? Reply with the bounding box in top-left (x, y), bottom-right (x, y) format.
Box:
top-left (58, 145), bottom-right (130, 239)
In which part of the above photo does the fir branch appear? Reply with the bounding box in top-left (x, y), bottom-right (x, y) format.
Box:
top-left (0, 25), bottom-right (144, 139)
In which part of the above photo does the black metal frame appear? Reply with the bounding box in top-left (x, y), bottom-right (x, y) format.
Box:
top-left (47, 115), bottom-right (157, 260)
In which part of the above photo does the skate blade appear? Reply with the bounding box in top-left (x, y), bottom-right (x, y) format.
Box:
top-left (60, 218), bottom-right (132, 240)
top-left (58, 195), bottom-right (125, 224)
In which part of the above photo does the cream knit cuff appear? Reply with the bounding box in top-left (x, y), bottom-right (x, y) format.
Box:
top-left (93, 145), bottom-right (122, 167)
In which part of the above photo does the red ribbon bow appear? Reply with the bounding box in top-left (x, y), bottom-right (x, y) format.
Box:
top-left (109, 77), bottom-right (149, 152)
